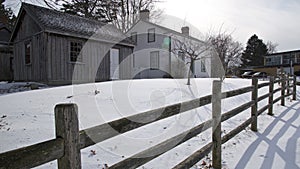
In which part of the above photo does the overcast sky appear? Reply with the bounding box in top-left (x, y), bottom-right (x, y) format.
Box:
top-left (5, 0), bottom-right (300, 52)
top-left (158, 0), bottom-right (300, 52)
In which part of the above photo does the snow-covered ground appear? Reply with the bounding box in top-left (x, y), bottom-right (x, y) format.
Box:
top-left (0, 78), bottom-right (299, 169)
top-left (215, 99), bottom-right (300, 169)
top-left (0, 81), bottom-right (48, 95)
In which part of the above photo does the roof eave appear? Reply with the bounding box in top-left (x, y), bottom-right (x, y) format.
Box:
top-left (128, 19), bottom-right (205, 43)
top-left (44, 29), bottom-right (135, 47)
top-left (265, 49), bottom-right (300, 56)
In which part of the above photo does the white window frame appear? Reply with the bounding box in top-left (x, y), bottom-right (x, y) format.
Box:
top-left (150, 51), bottom-right (159, 69)
top-left (148, 28), bottom-right (155, 43)
top-left (201, 60), bottom-right (206, 72)
top-left (69, 41), bottom-right (83, 63)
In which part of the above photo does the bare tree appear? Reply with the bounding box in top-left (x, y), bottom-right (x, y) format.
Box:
top-left (266, 41), bottom-right (278, 54)
top-left (226, 41), bottom-right (243, 75)
top-left (111, 0), bottom-right (162, 32)
top-left (43, 0), bottom-right (162, 32)
top-left (208, 29), bottom-right (243, 76)
top-left (172, 37), bottom-right (211, 85)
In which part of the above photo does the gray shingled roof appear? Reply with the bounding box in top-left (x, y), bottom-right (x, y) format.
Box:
top-left (22, 3), bottom-right (132, 45)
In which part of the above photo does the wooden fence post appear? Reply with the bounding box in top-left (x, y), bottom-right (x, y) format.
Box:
top-left (281, 75), bottom-right (286, 106)
top-left (212, 80), bottom-right (222, 169)
top-left (268, 76), bottom-right (274, 116)
top-left (293, 75), bottom-right (297, 100)
top-left (251, 78), bottom-right (258, 132)
top-left (55, 104), bottom-right (82, 169)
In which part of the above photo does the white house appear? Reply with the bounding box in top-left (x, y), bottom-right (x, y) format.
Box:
top-left (127, 10), bottom-right (212, 79)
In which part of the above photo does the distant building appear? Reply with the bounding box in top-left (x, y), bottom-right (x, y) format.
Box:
top-left (10, 3), bottom-right (134, 85)
top-left (0, 23), bottom-right (13, 81)
top-left (254, 49), bottom-right (300, 76)
top-left (126, 10), bottom-right (213, 79)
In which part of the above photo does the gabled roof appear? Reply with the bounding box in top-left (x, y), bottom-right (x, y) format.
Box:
top-left (127, 19), bottom-right (204, 44)
top-left (11, 3), bottom-right (133, 45)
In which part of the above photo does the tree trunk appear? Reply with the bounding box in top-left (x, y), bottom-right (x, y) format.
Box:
top-left (187, 69), bottom-right (191, 85)
top-left (187, 59), bottom-right (194, 85)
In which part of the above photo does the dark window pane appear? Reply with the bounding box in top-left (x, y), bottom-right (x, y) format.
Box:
top-left (148, 28), bottom-right (155, 42)
top-left (70, 41), bottom-right (83, 62)
top-left (25, 42), bottom-right (31, 64)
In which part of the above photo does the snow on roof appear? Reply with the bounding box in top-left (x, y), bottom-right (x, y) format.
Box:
top-left (22, 3), bottom-right (132, 45)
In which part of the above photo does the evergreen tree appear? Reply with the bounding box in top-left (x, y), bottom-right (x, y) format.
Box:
top-left (241, 34), bottom-right (268, 67)
top-left (0, 0), bottom-right (16, 30)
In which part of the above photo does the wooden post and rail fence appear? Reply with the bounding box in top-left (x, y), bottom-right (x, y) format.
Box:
top-left (0, 75), bottom-right (297, 169)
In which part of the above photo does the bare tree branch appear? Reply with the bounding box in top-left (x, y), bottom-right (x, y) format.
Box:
top-left (266, 41), bottom-right (278, 54)
top-left (172, 36), bottom-right (211, 85)
top-left (208, 28), bottom-right (243, 76)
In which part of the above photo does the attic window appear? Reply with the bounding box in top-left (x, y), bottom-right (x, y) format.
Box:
top-left (25, 41), bottom-right (31, 65)
top-left (70, 41), bottom-right (83, 62)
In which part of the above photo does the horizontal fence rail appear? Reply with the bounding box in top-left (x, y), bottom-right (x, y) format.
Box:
top-left (257, 82), bottom-right (270, 88)
top-left (0, 75), bottom-right (297, 169)
top-left (173, 117), bottom-right (253, 169)
top-left (222, 86), bottom-right (254, 99)
top-left (221, 100), bottom-right (255, 122)
top-left (0, 138), bottom-right (64, 169)
top-left (79, 94), bottom-right (212, 149)
top-left (109, 119), bottom-right (213, 169)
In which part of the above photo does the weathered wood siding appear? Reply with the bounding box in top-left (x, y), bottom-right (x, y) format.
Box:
top-left (12, 11), bottom-right (133, 84)
top-left (46, 34), bottom-right (133, 84)
top-left (0, 47), bottom-right (13, 81)
top-left (116, 44), bottom-right (133, 80)
top-left (12, 13), bottom-right (46, 82)
top-left (13, 34), bottom-right (47, 82)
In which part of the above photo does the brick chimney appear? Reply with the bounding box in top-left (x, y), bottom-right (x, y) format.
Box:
top-left (181, 26), bottom-right (190, 36)
top-left (140, 9), bottom-right (150, 21)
